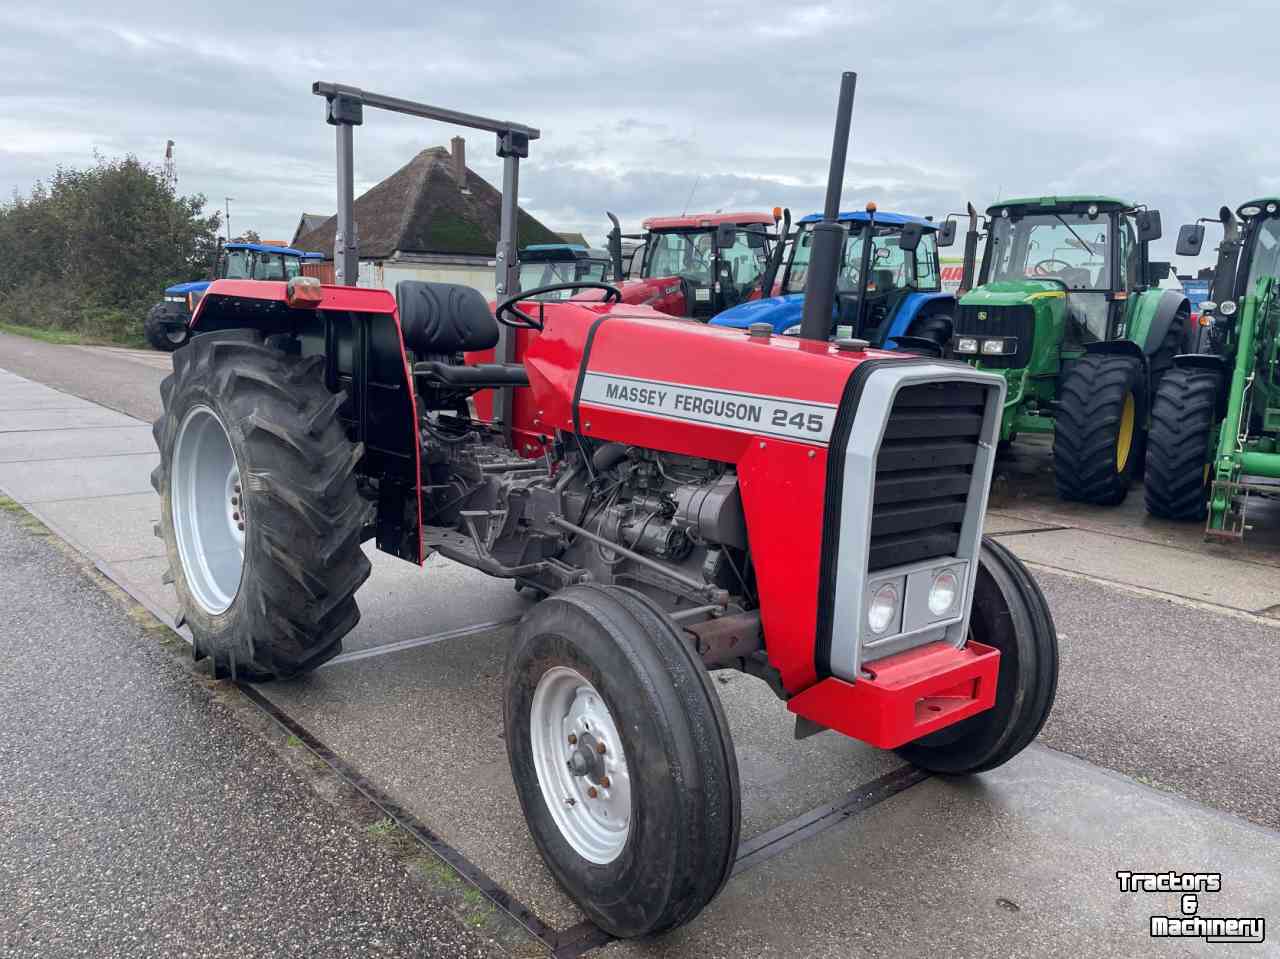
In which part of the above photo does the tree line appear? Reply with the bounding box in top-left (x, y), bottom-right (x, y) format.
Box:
top-left (0, 155), bottom-right (222, 342)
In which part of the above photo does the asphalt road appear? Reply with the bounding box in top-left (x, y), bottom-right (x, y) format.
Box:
top-left (0, 507), bottom-right (510, 958)
top-left (0, 334), bottom-right (166, 422)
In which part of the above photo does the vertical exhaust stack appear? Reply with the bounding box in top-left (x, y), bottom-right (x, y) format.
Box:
top-left (959, 202), bottom-right (979, 294)
top-left (606, 212), bottom-right (625, 282)
top-left (800, 71), bottom-right (858, 342)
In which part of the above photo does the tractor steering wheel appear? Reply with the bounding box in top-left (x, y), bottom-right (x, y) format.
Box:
top-left (495, 282), bottom-right (623, 330)
top-left (1032, 258), bottom-right (1072, 277)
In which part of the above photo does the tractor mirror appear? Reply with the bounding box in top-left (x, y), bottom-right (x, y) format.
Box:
top-left (937, 220), bottom-right (957, 247)
top-left (1176, 224), bottom-right (1205, 257)
top-left (1135, 209), bottom-right (1162, 244)
top-left (715, 223), bottom-right (737, 250)
top-left (898, 221), bottom-right (924, 253)
top-left (745, 227), bottom-right (766, 249)
top-left (1146, 260), bottom-right (1171, 285)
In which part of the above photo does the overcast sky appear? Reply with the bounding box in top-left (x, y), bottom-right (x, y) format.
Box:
top-left (2, 1), bottom-right (1276, 271)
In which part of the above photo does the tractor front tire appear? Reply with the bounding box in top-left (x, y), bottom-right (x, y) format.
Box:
top-left (1144, 367), bottom-right (1222, 520)
top-left (152, 330), bottom-right (372, 680)
top-left (896, 537), bottom-right (1058, 775)
top-left (144, 303), bottom-right (191, 352)
top-left (504, 584), bottom-right (739, 938)
top-left (1053, 353), bottom-right (1143, 505)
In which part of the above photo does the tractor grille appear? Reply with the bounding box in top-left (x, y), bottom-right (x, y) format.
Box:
top-left (867, 381), bottom-right (986, 571)
top-left (953, 305), bottom-right (1034, 369)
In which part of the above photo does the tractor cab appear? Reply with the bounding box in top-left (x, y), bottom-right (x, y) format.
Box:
top-left (517, 244), bottom-right (611, 299)
top-left (604, 211), bottom-right (777, 319)
top-left (962, 197), bottom-right (1164, 358)
top-left (711, 206), bottom-right (956, 346)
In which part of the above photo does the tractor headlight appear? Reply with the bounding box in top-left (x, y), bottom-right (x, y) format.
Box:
top-left (955, 337), bottom-right (979, 354)
top-left (781, 323), bottom-right (802, 336)
top-left (981, 337), bottom-right (1014, 355)
top-left (1087, 204), bottom-right (1099, 218)
top-left (165, 295), bottom-right (184, 303)
top-left (1268, 203), bottom-right (1278, 215)
top-left (868, 582), bottom-right (901, 635)
top-left (927, 569), bottom-right (960, 617)
top-left (1218, 300), bottom-right (1237, 317)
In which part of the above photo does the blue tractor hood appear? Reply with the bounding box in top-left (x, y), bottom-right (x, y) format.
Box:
top-left (164, 279), bottom-right (212, 297)
top-left (712, 294), bottom-right (806, 332)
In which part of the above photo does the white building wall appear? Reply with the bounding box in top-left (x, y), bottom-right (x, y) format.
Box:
top-left (377, 261), bottom-right (498, 299)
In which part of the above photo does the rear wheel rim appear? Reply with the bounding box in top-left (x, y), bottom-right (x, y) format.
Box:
top-left (171, 405), bottom-right (244, 615)
top-left (1116, 392), bottom-right (1136, 471)
top-left (530, 666), bottom-right (631, 864)
top-left (166, 327), bottom-right (188, 344)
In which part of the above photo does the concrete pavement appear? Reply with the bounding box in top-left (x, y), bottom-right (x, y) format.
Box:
top-left (2, 333), bottom-right (1279, 956)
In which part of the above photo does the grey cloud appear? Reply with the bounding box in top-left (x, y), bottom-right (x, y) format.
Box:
top-left (2, 0), bottom-right (1275, 272)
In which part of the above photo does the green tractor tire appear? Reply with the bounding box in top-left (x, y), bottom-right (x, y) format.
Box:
top-left (1144, 367), bottom-right (1222, 521)
top-left (1053, 354), bottom-right (1144, 506)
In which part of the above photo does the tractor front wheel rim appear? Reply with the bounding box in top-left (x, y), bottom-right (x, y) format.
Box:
top-left (171, 405), bottom-right (245, 615)
top-left (530, 666), bottom-right (631, 864)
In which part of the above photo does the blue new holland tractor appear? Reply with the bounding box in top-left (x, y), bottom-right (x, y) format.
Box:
top-left (144, 242), bottom-right (325, 351)
top-left (712, 205), bottom-right (959, 350)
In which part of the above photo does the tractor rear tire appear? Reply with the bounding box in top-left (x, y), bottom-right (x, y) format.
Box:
top-left (152, 330), bottom-right (372, 680)
top-left (1144, 367), bottom-right (1222, 520)
top-left (1053, 353), bottom-right (1143, 505)
top-left (895, 537), bottom-right (1058, 775)
top-left (504, 584), bottom-right (739, 938)
top-left (144, 303), bottom-right (191, 352)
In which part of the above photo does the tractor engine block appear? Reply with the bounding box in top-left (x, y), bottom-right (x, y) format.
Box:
top-left (420, 417), bottom-right (751, 609)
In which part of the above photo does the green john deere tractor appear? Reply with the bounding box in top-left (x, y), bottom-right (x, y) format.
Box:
top-left (1145, 198), bottom-right (1280, 538)
top-left (949, 196), bottom-right (1190, 505)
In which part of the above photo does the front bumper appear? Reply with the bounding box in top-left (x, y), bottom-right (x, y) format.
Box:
top-left (788, 639), bottom-right (1000, 748)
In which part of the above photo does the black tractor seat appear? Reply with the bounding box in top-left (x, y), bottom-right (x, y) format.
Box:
top-left (413, 361), bottom-right (529, 389)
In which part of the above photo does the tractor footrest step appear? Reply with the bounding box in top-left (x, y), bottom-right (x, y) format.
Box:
top-left (787, 640), bottom-right (1000, 749)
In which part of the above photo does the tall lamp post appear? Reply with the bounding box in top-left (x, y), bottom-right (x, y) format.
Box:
top-left (224, 197), bottom-right (234, 242)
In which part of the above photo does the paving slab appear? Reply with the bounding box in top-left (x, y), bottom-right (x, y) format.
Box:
top-left (0, 389), bottom-right (98, 411)
top-left (348, 549), bottom-right (535, 652)
top-left (0, 424), bottom-right (154, 462)
top-left (0, 451), bottom-right (158, 504)
top-left (34, 492), bottom-right (166, 562)
top-left (256, 634), bottom-right (904, 932)
top-left (0, 406), bottom-right (142, 432)
top-left (1000, 526), bottom-right (1280, 612)
top-left (604, 746), bottom-right (1280, 958)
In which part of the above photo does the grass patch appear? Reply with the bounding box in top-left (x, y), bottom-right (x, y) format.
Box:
top-left (0, 321), bottom-right (146, 349)
top-left (0, 495), bottom-right (50, 536)
top-left (365, 816), bottom-right (397, 838)
top-left (285, 734), bottom-right (305, 748)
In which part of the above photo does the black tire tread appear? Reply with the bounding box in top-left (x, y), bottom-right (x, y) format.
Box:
top-left (1053, 353), bottom-right (1142, 505)
top-left (1144, 366), bottom-right (1221, 520)
top-left (153, 330), bottom-right (370, 680)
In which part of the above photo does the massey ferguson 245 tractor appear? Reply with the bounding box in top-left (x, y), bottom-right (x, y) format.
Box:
top-left (151, 75), bottom-right (1057, 938)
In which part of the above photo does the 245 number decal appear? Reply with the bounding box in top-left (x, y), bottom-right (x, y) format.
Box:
top-left (773, 409), bottom-right (826, 434)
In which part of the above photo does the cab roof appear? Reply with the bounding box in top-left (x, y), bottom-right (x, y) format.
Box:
top-left (521, 243), bottom-right (610, 262)
top-left (225, 241), bottom-right (325, 259)
top-left (796, 210), bottom-right (935, 229)
top-left (642, 211), bottom-right (775, 230)
top-left (1239, 197), bottom-right (1280, 217)
top-left (987, 196), bottom-right (1132, 215)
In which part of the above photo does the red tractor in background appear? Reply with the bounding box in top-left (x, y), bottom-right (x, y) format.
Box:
top-left (152, 75), bottom-right (1057, 939)
top-left (601, 209), bottom-right (786, 318)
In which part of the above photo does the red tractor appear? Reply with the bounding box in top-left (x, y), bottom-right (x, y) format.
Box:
top-left (151, 75), bottom-right (1057, 938)
top-left (602, 209), bottom-right (784, 318)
